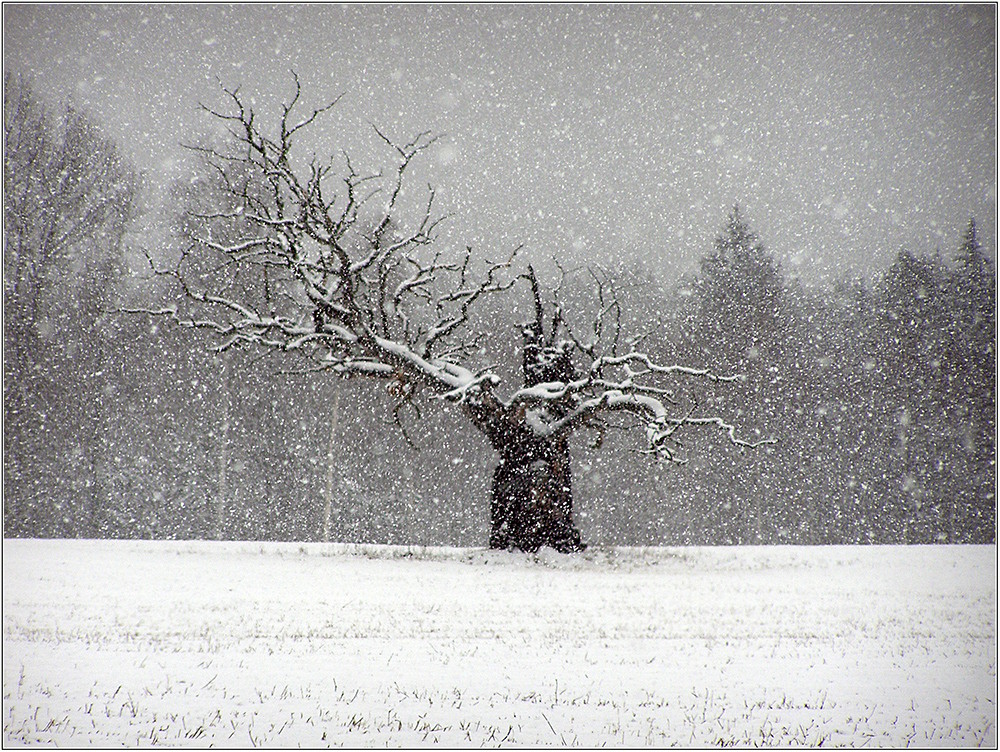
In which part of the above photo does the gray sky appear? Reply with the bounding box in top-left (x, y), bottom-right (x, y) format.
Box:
top-left (4, 3), bottom-right (996, 283)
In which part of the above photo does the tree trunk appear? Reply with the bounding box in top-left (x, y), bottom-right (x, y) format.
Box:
top-left (213, 357), bottom-right (230, 540)
top-left (489, 433), bottom-right (585, 553)
top-left (323, 388), bottom-right (341, 543)
top-left (482, 265), bottom-right (587, 553)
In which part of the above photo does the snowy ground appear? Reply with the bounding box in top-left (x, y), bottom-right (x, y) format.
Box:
top-left (3, 540), bottom-right (996, 747)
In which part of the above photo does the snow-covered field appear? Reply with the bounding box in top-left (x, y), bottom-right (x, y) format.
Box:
top-left (2, 540), bottom-right (996, 747)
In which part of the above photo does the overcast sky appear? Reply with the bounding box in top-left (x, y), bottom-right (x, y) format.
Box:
top-left (4, 3), bottom-right (996, 284)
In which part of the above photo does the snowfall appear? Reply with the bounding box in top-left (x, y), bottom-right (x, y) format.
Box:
top-left (2, 540), bottom-right (996, 747)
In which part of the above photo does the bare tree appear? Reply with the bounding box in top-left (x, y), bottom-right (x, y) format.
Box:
top-left (4, 72), bottom-right (139, 535)
top-left (139, 76), bottom-right (770, 552)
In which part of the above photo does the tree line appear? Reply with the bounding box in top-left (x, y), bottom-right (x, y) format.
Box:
top-left (4, 74), bottom-right (995, 545)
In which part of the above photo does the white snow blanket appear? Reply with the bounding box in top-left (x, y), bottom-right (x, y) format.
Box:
top-left (3, 540), bottom-right (996, 746)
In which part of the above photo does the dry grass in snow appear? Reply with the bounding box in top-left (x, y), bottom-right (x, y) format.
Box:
top-left (3, 540), bottom-right (996, 747)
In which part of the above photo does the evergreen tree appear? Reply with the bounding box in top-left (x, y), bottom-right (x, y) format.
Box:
top-left (677, 206), bottom-right (786, 543)
top-left (691, 204), bottom-right (785, 371)
top-left (947, 219), bottom-right (996, 541)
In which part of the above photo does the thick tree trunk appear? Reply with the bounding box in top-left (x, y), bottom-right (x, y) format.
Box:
top-left (489, 434), bottom-right (585, 553)
top-left (481, 265), bottom-right (587, 553)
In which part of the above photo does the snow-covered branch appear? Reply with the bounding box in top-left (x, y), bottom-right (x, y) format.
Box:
top-left (504, 351), bottom-right (769, 461)
top-left (138, 74), bottom-right (769, 473)
top-left (499, 264), bottom-right (772, 461)
top-left (134, 75), bottom-right (526, 404)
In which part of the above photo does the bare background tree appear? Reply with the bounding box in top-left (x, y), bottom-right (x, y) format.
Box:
top-left (3, 72), bottom-right (140, 536)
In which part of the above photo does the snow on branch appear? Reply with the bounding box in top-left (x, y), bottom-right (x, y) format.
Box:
top-left (131, 74), bottom-right (522, 399)
top-left (505, 349), bottom-right (770, 461)
top-left (502, 263), bottom-right (773, 461)
top-left (133, 74), bottom-right (770, 465)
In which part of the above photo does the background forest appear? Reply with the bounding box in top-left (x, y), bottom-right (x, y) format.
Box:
top-left (4, 73), bottom-right (996, 546)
